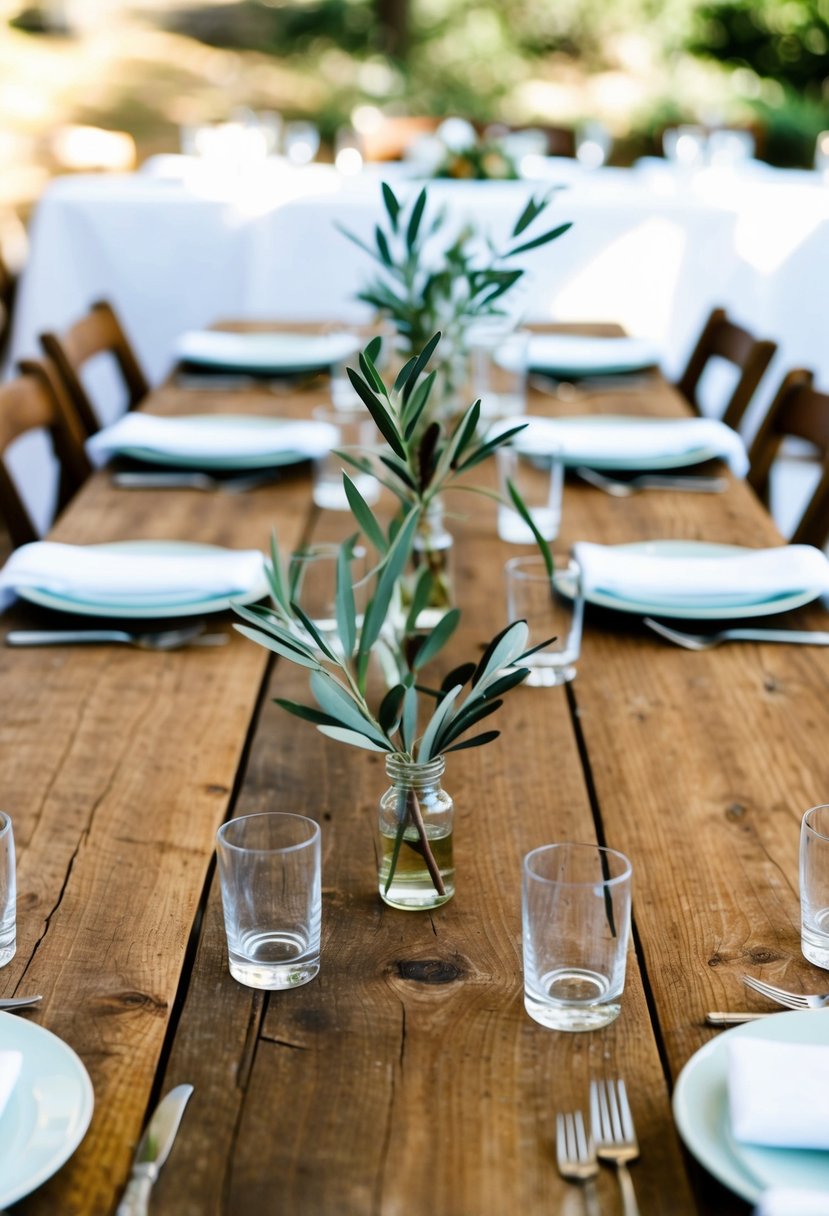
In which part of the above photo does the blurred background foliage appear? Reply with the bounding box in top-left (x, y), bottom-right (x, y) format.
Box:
top-left (0, 0), bottom-right (827, 225)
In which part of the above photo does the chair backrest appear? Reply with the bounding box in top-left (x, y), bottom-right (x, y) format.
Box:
top-left (40, 299), bottom-right (148, 437)
top-left (0, 359), bottom-right (92, 547)
top-left (747, 368), bottom-right (829, 548)
top-left (676, 307), bottom-right (777, 431)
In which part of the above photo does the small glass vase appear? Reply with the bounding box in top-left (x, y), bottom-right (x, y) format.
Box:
top-left (378, 754), bottom-right (455, 910)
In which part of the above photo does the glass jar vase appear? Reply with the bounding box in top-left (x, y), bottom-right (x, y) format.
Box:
top-left (378, 754), bottom-right (454, 910)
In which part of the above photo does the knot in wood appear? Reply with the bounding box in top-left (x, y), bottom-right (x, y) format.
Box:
top-left (396, 959), bottom-right (462, 984)
top-left (747, 946), bottom-right (782, 965)
top-left (725, 803), bottom-right (746, 821)
top-left (707, 954), bottom-right (724, 968)
top-left (98, 990), bottom-right (168, 1015)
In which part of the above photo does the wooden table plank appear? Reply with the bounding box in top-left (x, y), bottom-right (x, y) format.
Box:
top-left (155, 496), bottom-right (697, 1215)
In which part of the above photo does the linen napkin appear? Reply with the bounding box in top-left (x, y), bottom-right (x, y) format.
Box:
top-left (572, 542), bottom-right (829, 607)
top-left (495, 415), bottom-right (749, 476)
top-left (0, 542), bottom-right (267, 612)
top-left (0, 1050), bottom-right (22, 1120)
top-left (86, 414), bottom-right (338, 468)
top-left (755, 1190), bottom-right (829, 1216)
top-left (728, 1037), bottom-right (829, 1150)
top-left (523, 334), bottom-right (661, 376)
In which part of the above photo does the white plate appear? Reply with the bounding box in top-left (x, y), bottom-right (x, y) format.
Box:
top-left (174, 330), bottom-right (359, 375)
top-left (119, 415), bottom-right (317, 471)
top-left (673, 1009), bottom-right (829, 1204)
top-left (515, 416), bottom-right (720, 472)
top-left (17, 541), bottom-right (270, 619)
top-left (524, 334), bottom-right (660, 377)
top-left (583, 541), bottom-right (823, 620)
top-left (0, 1012), bottom-right (93, 1208)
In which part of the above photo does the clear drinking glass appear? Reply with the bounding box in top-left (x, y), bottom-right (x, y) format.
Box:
top-left (468, 328), bottom-right (529, 421)
top-left (801, 804), bottom-right (829, 969)
top-left (311, 405), bottom-right (379, 510)
top-left (288, 541), bottom-right (369, 652)
top-left (216, 812), bottom-right (321, 990)
top-left (523, 842), bottom-right (632, 1031)
top-left (505, 555), bottom-right (583, 686)
top-left (496, 444), bottom-right (563, 543)
top-left (0, 815), bottom-right (15, 967)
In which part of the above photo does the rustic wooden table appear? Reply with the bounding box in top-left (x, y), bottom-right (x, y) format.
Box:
top-left (3, 335), bottom-right (828, 1215)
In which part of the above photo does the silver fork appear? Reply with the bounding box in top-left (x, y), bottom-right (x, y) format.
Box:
top-left (590, 1078), bottom-right (640, 1216)
top-left (644, 618), bottom-right (829, 650)
top-left (743, 974), bottom-right (829, 1009)
top-left (576, 466), bottom-right (728, 497)
top-left (112, 470), bottom-right (282, 493)
top-left (0, 995), bottom-right (42, 1010)
top-left (5, 626), bottom-right (228, 651)
top-left (556, 1110), bottom-right (601, 1216)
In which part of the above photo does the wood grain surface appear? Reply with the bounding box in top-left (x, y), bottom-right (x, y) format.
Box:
top-left (4, 334), bottom-right (822, 1214)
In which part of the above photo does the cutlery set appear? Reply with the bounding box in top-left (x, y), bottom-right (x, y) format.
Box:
top-left (644, 617), bottom-right (829, 650)
top-left (5, 626), bottom-right (228, 651)
top-left (706, 975), bottom-right (829, 1026)
top-left (557, 1078), bottom-right (640, 1215)
top-left (576, 466), bottom-right (728, 497)
top-left (112, 469), bottom-right (284, 493)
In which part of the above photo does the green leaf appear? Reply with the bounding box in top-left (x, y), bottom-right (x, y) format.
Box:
top-left (401, 332), bottom-right (441, 403)
top-left (336, 536), bottom-right (357, 660)
top-left (511, 195), bottom-right (544, 238)
top-left (382, 181), bottom-right (400, 231)
top-left (435, 697), bottom-right (503, 752)
top-left (274, 698), bottom-right (341, 728)
top-left (267, 532), bottom-right (290, 613)
top-left (375, 225), bottom-right (392, 267)
top-left (365, 334), bottom-right (383, 363)
top-left (406, 186), bottom-right (427, 250)
top-left (445, 730), bottom-right (500, 753)
top-left (394, 354), bottom-right (419, 394)
top-left (508, 221), bottom-right (572, 258)
top-left (401, 682), bottom-right (418, 753)
top-left (357, 506), bottom-right (421, 680)
top-left (453, 423), bottom-right (528, 475)
top-left (507, 478), bottom-right (554, 579)
top-left (233, 623), bottom-right (321, 669)
top-left (378, 453), bottom-right (418, 491)
top-left (343, 473), bottom-right (389, 554)
top-left (359, 348), bottom-right (388, 397)
top-left (448, 400), bottom-right (481, 469)
top-left (440, 662), bottom-right (477, 693)
top-left (404, 567), bottom-right (434, 634)
top-left (317, 725), bottom-right (390, 752)
top-left (384, 787), bottom-right (409, 894)
top-left (310, 670), bottom-right (389, 746)
top-left (412, 608), bottom-right (460, 670)
top-left (478, 667), bottom-right (529, 700)
top-left (378, 684), bottom-right (406, 733)
top-left (472, 620), bottom-right (530, 689)
top-left (402, 370), bottom-right (436, 440)
top-left (346, 368), bottom-right (407, 459)
top-left (417, 683), bottom-right (462, 762)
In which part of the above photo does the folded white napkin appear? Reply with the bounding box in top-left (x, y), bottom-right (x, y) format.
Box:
top-left (524, 334), bottom-right (661, 376)
top-left (0, 542), bottom-right (266, 611)
top-left (729, 1037), bottom-right (829, 1150)
top-left (573, 542), bottom-right (829, 605)
top-left (496, 415), bottom-right (748, 476)
top-left (755, 1190), bottom-right (829, 1216)
top-left (174, 330), bottom-right (359, 372)
top-left (0, 1050), bottom-right (21, 1120)
top-left (86, 414), bottom-right (338, 467)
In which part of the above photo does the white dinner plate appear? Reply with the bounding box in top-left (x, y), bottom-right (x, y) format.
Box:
top-left (524, 334), bottom-right (660, 378)
top-left (16, 541), bottom-right (270, 619)
top-left (582, 541), bottom-right (823, 620)
top-left (118, 415), bottom-right (319, 471)
top-left (673, 1009), bottom-right (829, 1204)
top-left (514, 416), bottom-right (720, 471)
top-left (174, 330), bottom-right (359, 375)
top-left (0, 1012), bottom-right (94, 1208)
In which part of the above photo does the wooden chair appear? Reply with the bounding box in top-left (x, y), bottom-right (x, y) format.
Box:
top-left (40, 299), bottom-right (149, 437)
top-left (0, 359), bottom-right (92, 547)
top-left (748, 368), bottom-right (829, 548)
top-left (676, 307), bottom-right (776, 431)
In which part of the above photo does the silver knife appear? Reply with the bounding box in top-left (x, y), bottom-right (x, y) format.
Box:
top-left (706, 1011), bottom-right (773, 1026)
top-left (116, 1084), bottom-right (194, 1216)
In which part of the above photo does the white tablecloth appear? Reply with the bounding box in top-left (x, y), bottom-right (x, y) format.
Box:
top-left (7, 157), bottom-right (829, 531)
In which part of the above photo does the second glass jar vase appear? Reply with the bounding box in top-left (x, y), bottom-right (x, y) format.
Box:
top-left (378, 754), bottom-right (454, 910)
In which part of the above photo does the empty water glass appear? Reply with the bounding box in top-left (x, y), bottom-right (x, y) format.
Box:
top-left (801, 804), bottom-right (829, 969)
top-left (217, 812), bottom-right (321, 990)
top-left (505, 555), bottom-right (583, 686)
top-left (0, 814), bottom-right (14, 966)
top-left (523, 842), bottom-right (632, 1031)
top-left (284, 121), bottom-right (320, 166)
top-left (469, 329), bottom-right (529, 421)
top-left (311, 405), bottom-right (379, 510)
top-left (496, 444), bottom-right (563, 543)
